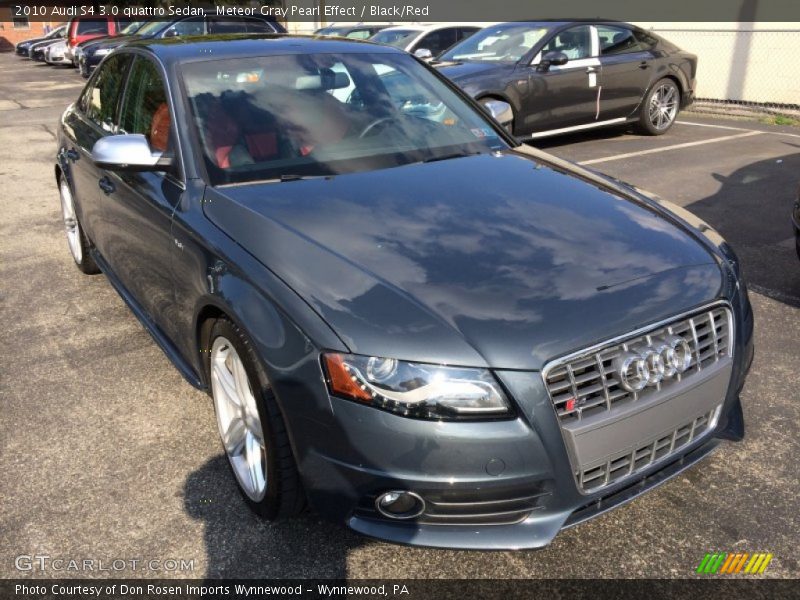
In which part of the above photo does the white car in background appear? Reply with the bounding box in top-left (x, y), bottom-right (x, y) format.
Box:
top-left (44, 39), bottom-right (72, 65)
top-left (369, 23), bottom-right (490, 59)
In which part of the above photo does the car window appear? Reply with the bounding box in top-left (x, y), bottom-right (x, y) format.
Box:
top-left (80, 53), bottom-right (132, 132)
top-left (76, 19), bottom-right (108, 35)
top-left (541, 25), bottom-right (593, 60)
top-left (208, 18), bottom-right (249, 34)
top-left (345, 29), bottom-right (372, 40)
top-left (597, 25), bottom-right (644, 55)
top-left (456, 27), bottom-right (480, 42)
top-left (162, 17), bottom-right (204, 37)
top-left (632, 29), bottom-right (659, 51)
top-left (439, 24), bottom-right (550, 63)
top-left (414, 28), bottom-right (458, 56)
top-left (369, 29), bottom-right (419, 47)
top-left (181, 52), bottom-right (508, 185)
top-left (244, 18), bottom-right (277, 33)
top-left (118, 57), bottom-right (172, 153)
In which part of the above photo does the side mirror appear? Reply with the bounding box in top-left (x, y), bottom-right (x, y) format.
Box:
top-left (537, 51), bottom-right (569, 72)
top-left (481, 99), bottom-right (514, 128)
top-left (91, 134), bottom-right (172, 172)
top-left (163, 28), bottom-right (180, 38)
top-left (413, 48), bottom-right (433, 60)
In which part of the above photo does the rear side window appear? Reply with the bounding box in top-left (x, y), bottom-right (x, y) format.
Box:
top-left (76, 19), bottom-right (108, 35)
top-left (162, 17), bottom-right (205, 38)
top-left (633, 30), bottom-right (660, 51)
top-left (118, 58), bottom-right (172, 152)
top-left (597, 26), bottom-right (644, 55)
top-left (244, 18), bottom-right (277, 33)
top-left (208, 18), bottom-right (249, 34)
top-left (80, 53), bottom-right (131, 132)
top-left (415, 28), bottom-right (458, 56)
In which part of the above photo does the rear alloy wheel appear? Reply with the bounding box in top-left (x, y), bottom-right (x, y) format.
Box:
top-left (638, 79), bottom-right (680, 135)
top-left (208, 318), bottom-right (305, 519)
top-left (58, 175), bottom-right (99, 274)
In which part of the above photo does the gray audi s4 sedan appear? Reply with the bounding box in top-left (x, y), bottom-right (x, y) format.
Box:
top-left (55, 35), bottom-right (753, 549)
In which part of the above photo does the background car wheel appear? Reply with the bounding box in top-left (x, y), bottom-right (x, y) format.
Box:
top-left (637, 78), bottom-right (680, 136)
top-left (58, 175), bottom-right (99, 274)
top-left (207, 318), bottom-right (305, 520)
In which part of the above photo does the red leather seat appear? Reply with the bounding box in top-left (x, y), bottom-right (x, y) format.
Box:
top-left (149, 103), bottom-right (171, 152)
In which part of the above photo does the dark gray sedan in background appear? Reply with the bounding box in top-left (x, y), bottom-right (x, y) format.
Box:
top-left (436, 21), bottom-right (697, 138)
top-left (56, 35), bottom-right (751, 549)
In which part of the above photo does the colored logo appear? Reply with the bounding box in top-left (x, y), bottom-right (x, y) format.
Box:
top-left (696, 552), bottom-right (773, 575)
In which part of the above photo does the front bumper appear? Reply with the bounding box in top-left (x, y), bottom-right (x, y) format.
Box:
top-left (277, 292), bottom-right (753, 549)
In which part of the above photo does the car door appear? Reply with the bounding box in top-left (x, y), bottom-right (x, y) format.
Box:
top-left (518, 24), bottom-right (600, 134)
top-left (595, 24), bottom-right (654, 119)
top-left (62, 53), bottom-right (132, 252)
top-left (100, 54), bottom-right (184, 337)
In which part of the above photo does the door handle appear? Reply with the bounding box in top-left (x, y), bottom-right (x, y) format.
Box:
top-left (98, 176), bottom-right (115, 195)
top-left (586, 67), bottom-right (599, 74)
top-left (66, 148), bottom-right (80, 162)
top-left (639, 61), bottom-right (649, 69)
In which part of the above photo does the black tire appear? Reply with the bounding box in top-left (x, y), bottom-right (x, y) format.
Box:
top-left (637, 78), bottom-right (680, 136)
top-left (58, 174), bottom-right (100, 275)
top-left (206, 317), bottom-right (305, 520)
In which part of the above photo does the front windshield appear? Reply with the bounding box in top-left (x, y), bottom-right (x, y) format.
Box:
top-left (120, 20), bottom-right (146, 35)
top-left (439, 24), bottom-right (550, 62)
top-left (181, 52), bottom-right (508, 186)
top-left (369, 29), bottom-right (419, 47)
top-left (134, 20), bottom-right (168, 37)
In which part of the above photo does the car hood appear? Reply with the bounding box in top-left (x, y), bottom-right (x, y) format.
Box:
top-left (204, 150), bottom-right (723, 370)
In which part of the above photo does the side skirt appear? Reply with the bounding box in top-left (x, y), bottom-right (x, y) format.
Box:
top-left (526, 117), bottom-right (632, 140)
top-left (91, 248), bottom-right (206, 391)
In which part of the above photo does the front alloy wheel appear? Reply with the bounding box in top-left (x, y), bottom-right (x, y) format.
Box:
top-left (211, 336), bottom-right (268, 502)
top-left (58, 175), bottom-right (99, 274)
top-left (206, 318), bottom-right (305, 519)
top-left (638, 78), bottom-right (680, 135)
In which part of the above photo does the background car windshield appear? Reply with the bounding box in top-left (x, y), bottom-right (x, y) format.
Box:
top-left (439, 24), bottom-right (550, 62)
top-left (133, 20), bottom-right (168, 36)
top-left (76, 20), bottom-right (108, 35)
top-left (370, 29), bottom-right (419, 47)
top-left (181, 53), bottom-right (508, 186)
top-left (119, 20), bottom-right (146, 35)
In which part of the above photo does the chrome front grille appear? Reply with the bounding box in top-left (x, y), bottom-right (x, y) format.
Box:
top-left (544, 305), bottom-right (732, 423)
top-left (577, 406), bottom-right (720, 492)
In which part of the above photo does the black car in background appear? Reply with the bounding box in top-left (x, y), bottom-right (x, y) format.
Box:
top-left (15, 24), bottom-right (66, 57)
top-left (77, 15), bottom-right (286, 77)
top-left (435, 21), bottom-right (697, 138)
top-left (314, 23), bottom-right (392, 39)
top-left (73, 19), bottom-right (148, 65)
top-left (55, 35), bottom-right (751, 549)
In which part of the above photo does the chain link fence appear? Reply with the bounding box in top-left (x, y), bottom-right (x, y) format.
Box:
top-left (648, 28), bottom-right (800, 123)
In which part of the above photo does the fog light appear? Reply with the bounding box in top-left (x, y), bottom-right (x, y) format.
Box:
top-left (375, 491), bottom-right (426, 520)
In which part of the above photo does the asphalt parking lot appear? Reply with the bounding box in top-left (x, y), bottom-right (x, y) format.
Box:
top-left (1, 52), bottom-right (798, 579)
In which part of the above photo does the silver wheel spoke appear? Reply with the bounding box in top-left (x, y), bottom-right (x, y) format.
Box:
top-left (245, 431), bottom-right (265, 495)
top-left (223, 417), bottom-right (246, 456)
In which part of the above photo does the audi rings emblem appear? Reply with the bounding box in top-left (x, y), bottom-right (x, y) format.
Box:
top-left (615, 336), bottom-right (693, 393)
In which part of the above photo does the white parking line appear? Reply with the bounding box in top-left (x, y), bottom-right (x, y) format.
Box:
top-left (677, 120), bottom-right (753, 132)
top-left (578, 130), bottom-right (763, 166)
top-left (679, 119), bottom-right (800, 139)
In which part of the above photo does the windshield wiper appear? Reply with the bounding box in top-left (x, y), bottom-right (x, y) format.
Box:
top-left (422, 151), bottom-right (480, 164)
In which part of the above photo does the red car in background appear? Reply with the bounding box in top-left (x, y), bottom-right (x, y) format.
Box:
top-left (65, 16), bottom-right (128, 65)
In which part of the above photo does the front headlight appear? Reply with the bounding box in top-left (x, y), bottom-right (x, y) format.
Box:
top-left (322, 353), bottom-right (511, 420)
top-left (94, 48), bottom-right (111, 56)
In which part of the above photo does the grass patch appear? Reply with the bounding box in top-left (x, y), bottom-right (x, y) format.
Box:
top-left (761, 114), bottom-right (800, 127)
